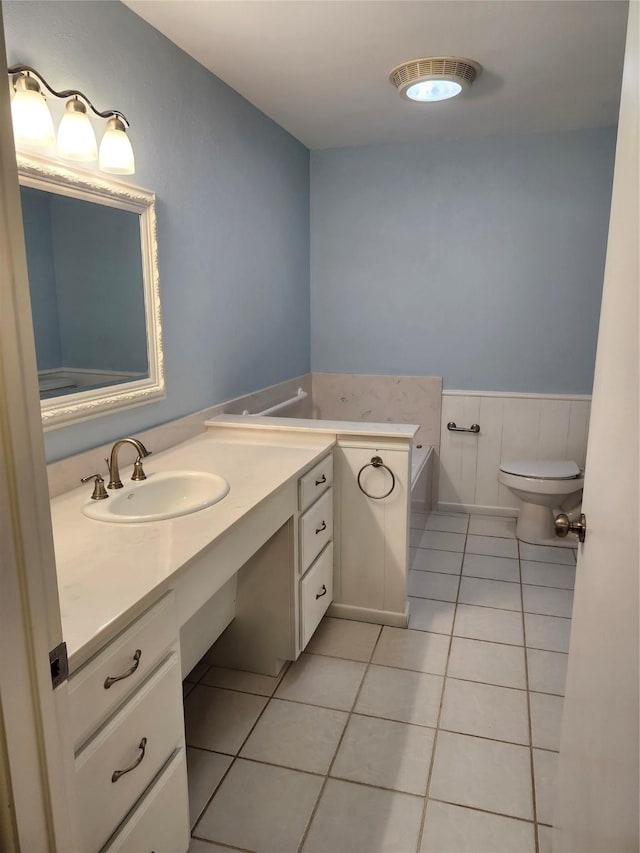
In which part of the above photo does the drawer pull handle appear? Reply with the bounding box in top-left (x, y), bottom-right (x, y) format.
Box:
top-left (104, 649), bottom-right (142, 689)
top-left (316, 584), bottom-right (327, 600)
top-left (315, 520), bottom-right (327, 534)
top-left (111, 737), bottom-right (147, 783)
top-left (315, 474), bottom-right (327, 486)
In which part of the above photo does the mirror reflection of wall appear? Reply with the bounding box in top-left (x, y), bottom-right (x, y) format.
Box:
top-left (20, 186), bottom-right (149, 398)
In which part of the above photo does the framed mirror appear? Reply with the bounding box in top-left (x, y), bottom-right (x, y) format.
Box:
top-left (17, 153), bottom-right (165, 430)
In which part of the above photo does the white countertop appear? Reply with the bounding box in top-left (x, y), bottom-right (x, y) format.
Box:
top-left (206, 414), bottom-right (419, 439)
top-left (52, 430), bottom-right (334, 669)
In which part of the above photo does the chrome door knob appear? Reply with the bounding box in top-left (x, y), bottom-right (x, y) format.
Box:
top-left (555, 512), bottom-right (587, 543)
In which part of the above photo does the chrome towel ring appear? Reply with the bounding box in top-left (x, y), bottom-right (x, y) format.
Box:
top-left (357, 456), bottom-right (396, 500)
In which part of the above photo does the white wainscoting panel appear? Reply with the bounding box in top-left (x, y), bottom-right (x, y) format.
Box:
top-left (439, 392), bottom-right (591, 513)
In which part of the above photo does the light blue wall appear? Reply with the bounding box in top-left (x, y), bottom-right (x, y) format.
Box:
top-left (20, 188), bottom-right (61, 370)
top-left (310, 128), bottom-right (616, 393)
top-left (4, 1), bottom-right (310, 460)
top-left (5, 3), bottom-right (617, 461)
top-left (51, 197), bottom-right (148, 374)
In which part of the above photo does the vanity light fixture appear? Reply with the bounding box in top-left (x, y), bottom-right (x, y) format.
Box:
top-left (10, 72), bottom-right (55, 148)
top-left (389, 56), bottom-right (481, 102)
top-left (99, 117), bottom-right (135, 175)
top-left (57, 97), bottom-right (98, 162)
top-left (8, 65), bottom-right (135, 175)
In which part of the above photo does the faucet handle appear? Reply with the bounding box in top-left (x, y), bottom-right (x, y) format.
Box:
top-left (80, 472), bottom-right (109, 501)
top-left (131, 456), bottom-right (148, 482)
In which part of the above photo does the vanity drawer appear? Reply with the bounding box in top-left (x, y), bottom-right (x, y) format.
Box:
top-left (300, 543), bottom-right (334, 649)
top-left (75, 652), bottom-right (184, 852)
top-left (299, 488), bottom-right (333, 574)
top-left (69, 594), bottom-right (177, 748)
top-left (101, 749), bottom-right (189, 853)
top-left (299, 454), bottom-right (333, 512)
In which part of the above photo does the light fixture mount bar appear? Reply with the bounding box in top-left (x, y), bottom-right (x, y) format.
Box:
top-left (8, 64), bottom-right (129, 126)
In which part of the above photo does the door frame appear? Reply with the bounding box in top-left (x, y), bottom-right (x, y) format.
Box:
top-left (0, 7), bottom-right (77, 850)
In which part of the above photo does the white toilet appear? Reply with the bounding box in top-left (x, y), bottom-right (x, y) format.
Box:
top-left (498, 460), bottom-right (584, 546)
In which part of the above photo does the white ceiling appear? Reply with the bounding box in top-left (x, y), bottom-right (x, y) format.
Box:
top-left (123, 0), bottom-right (628, 149)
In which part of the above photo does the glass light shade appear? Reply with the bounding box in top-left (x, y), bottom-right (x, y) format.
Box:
top-left (99, 119), bottom-right (135, 175)
top-left (57, 102), bottom-right (98, 162)
top-left (405, 79), bottom-right (463, 102)
top-left (11, 87), bottom-right (55, 148)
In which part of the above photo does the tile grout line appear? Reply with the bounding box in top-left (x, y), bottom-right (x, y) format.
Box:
top-left (189, 748), bottom-right (553, 828)
top-left (188, 726), bottom-right (561, 766)
top-left (410, 592), bottom-right (571, 619)
top-left (186, 513), bottom-right (570, 851)
top-left (189, 662), bottom-right (291, 841)
top-left (191, 679), bottom-right (525, 714)
top-left (296, 623), bottom-right (385, 853)
top-left (412, 565), bottom-right (575, 593)
top-left (519, 538), bottom-right (541, 853)
top-left (189, 834), bottom-right (250, 852)
top-left (186, 593), bottom-right (564, 838)
top-left (302, 650), bottom-right (566, 696)
top-left (413, 540), bottom-right (577, 565)
top-left (415, 512), bottom-right (469, 853)
top-left (426, 795), bottom-right (540, 825)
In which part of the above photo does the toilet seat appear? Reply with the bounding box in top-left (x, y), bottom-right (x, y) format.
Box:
top-left (499, 460), bottom-right (581, 480)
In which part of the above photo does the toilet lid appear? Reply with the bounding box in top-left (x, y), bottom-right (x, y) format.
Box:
top-left (499, 460), bottom-right (581, 480)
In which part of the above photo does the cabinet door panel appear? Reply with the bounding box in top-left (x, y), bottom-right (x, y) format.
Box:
top-left (299, 488), bottom-right (333, 573)
top-left (300, 544), bottom-right (334, 649)
top-left (75, 653), bottom-right (183, 851)
top-left (101, 749), bottom-right (189, 853)
top-left (69, 594), bottom-right (177, 748)
top-left (337, 444), bottom-right (409, 615)
top-left (299, 454), bottom-right (333, 511)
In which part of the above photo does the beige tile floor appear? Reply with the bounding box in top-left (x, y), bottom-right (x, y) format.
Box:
top-left (184, 511), bottom-right (576, 853)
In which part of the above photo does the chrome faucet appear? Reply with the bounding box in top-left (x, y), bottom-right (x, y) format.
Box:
top-left (106, 438), bottom-right (151, 489)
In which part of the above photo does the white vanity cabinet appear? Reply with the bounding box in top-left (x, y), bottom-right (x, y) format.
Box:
top-left (330, 439), bottom-right (411, 627)
top-left (204, 449), bottom-right (336, 675)
top-left (68, 593), bottom-right (189, 853)
top-left (52, 426), bottom-right (412, 851)
top-left (297, 454), bottom-right (334, 649)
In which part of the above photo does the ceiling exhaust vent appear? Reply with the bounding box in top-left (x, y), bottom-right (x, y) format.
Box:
top-left (389, 56), bottom-right (481, 102)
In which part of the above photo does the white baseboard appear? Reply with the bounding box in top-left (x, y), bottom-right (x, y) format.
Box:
top-left (327, 601), bottom-right (409, 628)
top-left (411, 498), bottom-right (430, 513)
top-left (438, 501), bottom-right (519, 517)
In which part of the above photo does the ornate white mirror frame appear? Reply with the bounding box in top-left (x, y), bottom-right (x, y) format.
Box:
top-left (17, 153), bottom-right (165, 430)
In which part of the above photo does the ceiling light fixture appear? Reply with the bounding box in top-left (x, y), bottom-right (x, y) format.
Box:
top-left (389, 56), bottom-right (481, 102)
top-left (8, 65), bottom-right (135, 175)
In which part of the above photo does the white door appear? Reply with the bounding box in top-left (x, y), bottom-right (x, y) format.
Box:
top-left (553, 4), bottom-right (639, 851)
top-left (0, 10), bottom-right (79, 852)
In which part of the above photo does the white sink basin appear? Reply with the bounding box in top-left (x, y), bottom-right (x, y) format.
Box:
top-left (82, 470), bottom-right (230, 523)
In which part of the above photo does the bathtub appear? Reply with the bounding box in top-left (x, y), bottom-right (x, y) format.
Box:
top-left (411, 443), bottom-right (434, 513)
top-left (235, 392), bottom-right (435, 513)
